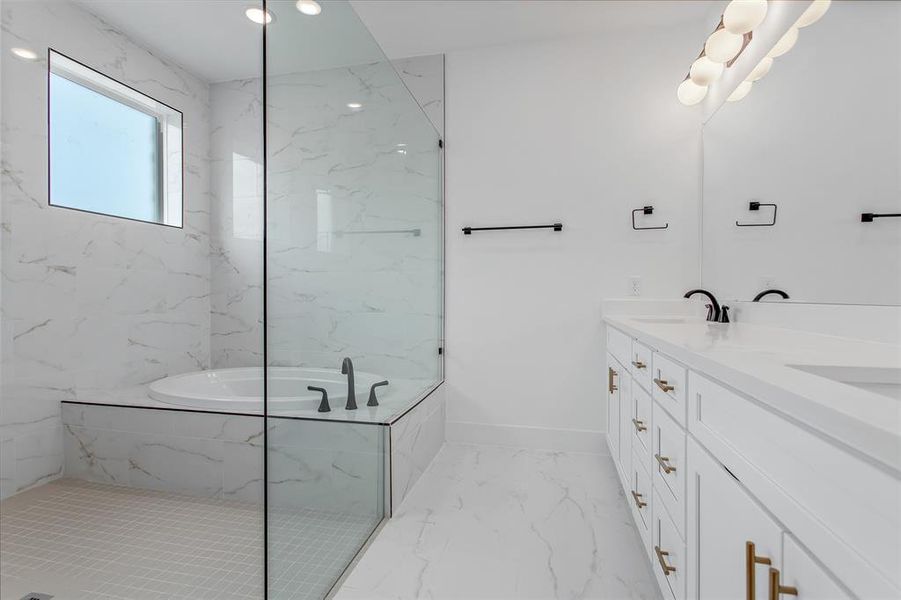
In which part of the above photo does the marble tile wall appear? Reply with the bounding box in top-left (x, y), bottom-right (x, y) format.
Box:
top-left (0, 1), bottom-right (212, 499)
top-left (390, 383), bottom-right (446, 514)
top-left (210, 56), bottom-right (445, 382)
top-left (61, 403), bottom-right (388, 517)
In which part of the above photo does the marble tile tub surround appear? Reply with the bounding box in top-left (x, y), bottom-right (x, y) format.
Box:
top-left (604, 312), bottom-right (901, 474)
top-left (61, 402), bottom-right (391, 516)
top-left (265, 59), bottom-right (444, 382)
top-left (1, 0), bottom-right (212, 499)
top-left (209, 55), bottom-right (445, 374)
top-left (390, 383), bottom-right (445, 514)
top-left (335, 444), bottom-right (660, 600)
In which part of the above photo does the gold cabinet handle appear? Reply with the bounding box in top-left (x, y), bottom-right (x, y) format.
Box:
top-left (654, 453), bottom-right (676, 474)
top-left (654, 545), bottom-right (676, 576)
top-left (632, 418), bottom-right (647, 432)
top-left (630, 490), bottom-right (647, 509)
top-left (746, 541), bottom-right (773, 600)
top-left (654, 378), bottom-right (675, 393)
top-left (632, 360), bottom-right (647, 369)
top-left (608, 367), bottom-right (618, 394)
top-left (768, 568), bottom-right (798, 600)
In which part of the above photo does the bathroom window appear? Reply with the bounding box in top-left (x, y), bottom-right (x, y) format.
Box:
top-left (48, 50), bottom-right (183, 227)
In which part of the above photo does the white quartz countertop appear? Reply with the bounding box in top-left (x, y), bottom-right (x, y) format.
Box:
top-left (604, 315), bottom-right (901, 475)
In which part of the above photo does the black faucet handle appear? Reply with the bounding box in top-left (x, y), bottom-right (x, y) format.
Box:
top-left (719, 306), bottom-right (731, 323)
top-left (308, 386), bottom-right (330, 413)
top-left (367, 380), bottom-right (389, 407)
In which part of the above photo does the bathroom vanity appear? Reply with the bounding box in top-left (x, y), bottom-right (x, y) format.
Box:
top-left (604, 314), bottom-right (900, 600)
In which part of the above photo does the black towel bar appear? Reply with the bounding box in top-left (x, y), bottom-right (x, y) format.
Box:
top-left (462, 223), bottom-right (563, 235)
top-left (861, 212), bottom-right (901, 222)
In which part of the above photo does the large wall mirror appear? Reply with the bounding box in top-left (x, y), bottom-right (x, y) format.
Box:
top-left (702, 0), bottom-right (900, 306)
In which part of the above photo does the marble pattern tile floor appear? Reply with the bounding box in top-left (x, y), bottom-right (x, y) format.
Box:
top-left (335, 444), bottom-right (662, 600)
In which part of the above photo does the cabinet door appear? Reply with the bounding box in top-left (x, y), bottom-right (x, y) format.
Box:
top-left (777, 534), bottom-right (852, 600)
top-left (618, 370), bottom-right (632, 485)
top-left (687, 438), bottom-right (783, 600)
top-left (606, 353), bottom-right (622, 471)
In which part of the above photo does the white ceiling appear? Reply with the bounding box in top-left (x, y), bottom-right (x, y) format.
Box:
top-left (75, 0), bottom-right (719, 83)
top-left (350, 0), bottom-right (718, 59)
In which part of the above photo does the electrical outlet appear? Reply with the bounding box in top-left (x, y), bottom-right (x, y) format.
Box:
top-left (630, 276), bottom-right (641, 297)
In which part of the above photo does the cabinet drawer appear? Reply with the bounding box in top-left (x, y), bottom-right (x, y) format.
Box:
top-left (630, 383), bottom-right (653, 473)
top-left (653, 401), bottom-right (685, 538)
top-left (689, 372), bottom-right (901, 598)
top-left (631, 340), bottom-right (654, 391)
top-left (652, 352), bottom-right (687, 425)
top-left (607, 326), bottom-right (632, 371)
top-left (628, 448), bottom-right (652, 553)
top-left (653, 487), bottom-right (686, 600)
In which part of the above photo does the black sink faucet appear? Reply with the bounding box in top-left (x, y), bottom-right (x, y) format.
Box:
top-left (684, 289), bottom-right (721, 322)
top-left (752, 288), bottom-right (790, 302)
top-left (341, 357), bottom-right (357, 410)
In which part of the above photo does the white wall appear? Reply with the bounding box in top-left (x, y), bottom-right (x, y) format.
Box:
top-left (0, 0), bottom-right (212, 499)
top-left (443, 29), bottom-right (702, 452)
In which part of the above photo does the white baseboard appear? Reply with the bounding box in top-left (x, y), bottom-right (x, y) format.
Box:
top-left (445, 420), bottom-right (608, 455)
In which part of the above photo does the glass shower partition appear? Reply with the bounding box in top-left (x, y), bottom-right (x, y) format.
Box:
top-left (263, 1), bottom-right (443, 598)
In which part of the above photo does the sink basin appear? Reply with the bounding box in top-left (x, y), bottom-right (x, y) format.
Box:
top-left (788, 364), bottom-right (901, 400)
top-left (632, 317), bottom-right (692, 325)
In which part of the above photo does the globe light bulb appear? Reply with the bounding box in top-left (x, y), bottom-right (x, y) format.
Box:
top-left (689, 55), bottom-right (724, 86)
top-left (796, 0), bottom-right (830, 28)
top-left (747, 57), bottom-right (773, 82)
top-left (727, 80), bottom-right (753, 102)
top-left (705, 28), bottom-right (744, 63)
top-left (723, 0), bottom-right (768, 35)
top-left (768, 27), bottom-right (799, 58)
top-left (677, 78), bottom-right (708, 106)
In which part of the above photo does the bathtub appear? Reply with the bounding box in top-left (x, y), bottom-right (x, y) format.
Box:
top-left (148, 367), bottom-right (385, 413)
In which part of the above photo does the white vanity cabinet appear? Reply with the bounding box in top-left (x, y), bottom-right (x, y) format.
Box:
top-left (604, 322), bottom-right (897, 600)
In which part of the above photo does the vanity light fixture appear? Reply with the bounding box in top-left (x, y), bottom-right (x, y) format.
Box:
top-left (767, 26), bottom-right (799, 58)
top-left (296, 0), bottom-right (322, 16)
top-left (746, 56), bottom-right (773, 81)
top-left (11, 47), bottom-right (39, 61)
top-left (796, 0), bottom-right (831, 28)
top-left (245, 7), bottom-right (273, 24)
top-left (705, 27), bottom-right (745, 63)
top-left (727, 80), bottom-right (753, 102)
top-left (723, 0), bottom-right (768, 35)
top-left (677, 78), bottom-right (708, 106)
top-left (689, 56), bottom-right (724, 86)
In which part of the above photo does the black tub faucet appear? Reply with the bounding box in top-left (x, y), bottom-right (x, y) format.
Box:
top-left (367, 380), bottom-right (389, 407)
top-left (308, 386), bottom-right (330, 413)
top-left (753, 289), bottom-right (790, 302)
top-left (684, 289), bottom-right (721, 322)
top-left (341, 357), bottom-right (357, 410)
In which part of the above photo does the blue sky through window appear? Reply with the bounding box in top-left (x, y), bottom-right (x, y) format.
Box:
top-left (50, 72), bottom-right (161, 222)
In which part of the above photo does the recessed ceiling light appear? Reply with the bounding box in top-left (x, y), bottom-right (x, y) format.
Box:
top-left (245, 7), bottom-right (273, 25)
top-left (296, 0), bottom-right (322, 16)
top-left (347, 102), bottom-right (363, 109)
top-left (11, 47), bottom-right (39, 61)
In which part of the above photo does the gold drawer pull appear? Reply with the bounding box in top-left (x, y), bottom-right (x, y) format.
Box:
top-left (768, 568), bottom-right (798, 600)
top-left (655, 453), bottom-right (676, 474)
top-left (630, 490), bottom-right (647, 509)
top-left (608, 367), bottom-right (618, 393)
top-left (632, 360), bottom-right (647, 369)
top-left (632, 418), bottom-right (647, 432)
top-left (654, 545), bottom-right (676, 576)
top-left (746, 541), bottom-right (772, 600)
top-left (654, 378), bottom-right (675, 393)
